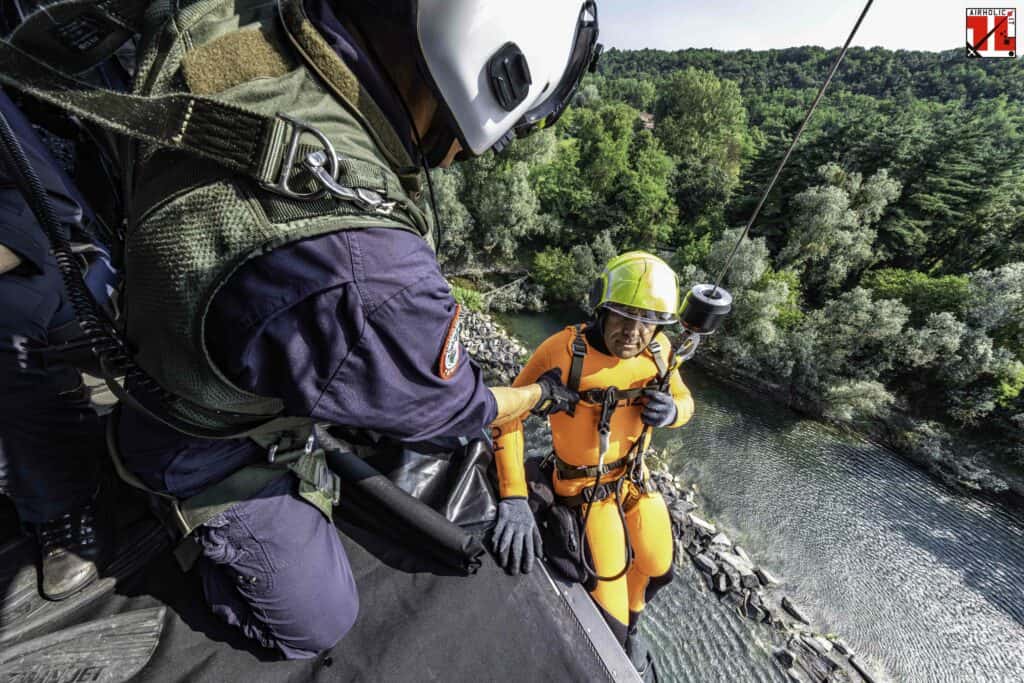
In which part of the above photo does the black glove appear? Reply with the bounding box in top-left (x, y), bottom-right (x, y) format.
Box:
top-left (492, 498), bottom-right (543, 574)
top-left (532, 368), bottom-right (580, 417)
top-left (641, 388), bottom-right (677, 428)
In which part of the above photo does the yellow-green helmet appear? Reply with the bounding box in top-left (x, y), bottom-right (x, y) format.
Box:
top-left (589, 251), bottom-right (680, 324)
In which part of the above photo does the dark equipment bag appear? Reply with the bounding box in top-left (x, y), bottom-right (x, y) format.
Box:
top-left (525, 455), bottom-right (597, 590)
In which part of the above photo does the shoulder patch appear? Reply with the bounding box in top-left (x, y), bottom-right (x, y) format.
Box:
top-left (438, 304), bottom-right (463, 380)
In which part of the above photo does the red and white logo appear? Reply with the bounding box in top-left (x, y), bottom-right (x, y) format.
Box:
top-left (967, 9), bottom-right (1016, 58)
top-left (437, 304), bottom-right (463, 380)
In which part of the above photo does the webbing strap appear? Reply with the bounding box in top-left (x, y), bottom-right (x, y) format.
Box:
top-left (106, 409), bottom-right (339, 570)
top-left (553, 452), bottom-right (631, 480)
top-left (177, 465), bottom-right (288, 533)
top-left (579, 387), bottom-right (645, 405)
top-left (569, 326), bottom-right (667, 393)
top-left (567, 324), bottom-right (587, 394)
top-left (0, 37), bottom-right (420, 230)
top-left (0, 39), bottom-right (295, 185)
top-left (178, 446), bottom-right (339, 535)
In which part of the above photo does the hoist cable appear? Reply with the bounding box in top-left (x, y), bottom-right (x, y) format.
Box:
top-left (712, 0), bottom-right (875, 293)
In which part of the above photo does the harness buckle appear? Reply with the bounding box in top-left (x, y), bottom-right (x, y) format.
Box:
top-left (581, 483), bottom-right (610, 504)
top-left (303, 151), bottom-right (397, 215)
top-left (261, 114), bottom-right (338, 201)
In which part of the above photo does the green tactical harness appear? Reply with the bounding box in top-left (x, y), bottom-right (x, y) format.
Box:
top-left (0, 0), bottom-right (436, 554)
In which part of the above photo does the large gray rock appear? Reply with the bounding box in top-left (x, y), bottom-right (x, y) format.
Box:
top-left (719, 590), bottom-right (744, 611)
top-left (668, 499), bottom-right (697, 519)
top-left (741, 591), bottom-right (766, 621)
top-left (800, 633), bottom-right (833, 657)
top-left (781, 597), bottom-right (810, 624)
top-left (709, 532), bottom-right (733, 549)
top-left (687, 514), bottom-right (717, 537)
top-left (756, 567), bottom-right (780, 586)
top-left (676, 523), bottom-right (696, 548)
top-left (694, 553), bottom-right (718, 575)
top-left (717, 551), bottom-right (759, 588)
top-left (773, 648), bottom-right (796, 669)
top-left (785, 668), bottom-right (806, 683)
top-left (849, 656), bottom-right (877, 683)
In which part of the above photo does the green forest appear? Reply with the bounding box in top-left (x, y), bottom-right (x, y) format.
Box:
top-left (436, 46), bottom-right (1024, 484)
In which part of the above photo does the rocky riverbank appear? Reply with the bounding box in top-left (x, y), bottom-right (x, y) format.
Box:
top-left (647, 467), bottom-right (881, 683)
top-left (460, 310), bottom-right (529, 385)
top-left (463, 312), bottom-right (883, 683)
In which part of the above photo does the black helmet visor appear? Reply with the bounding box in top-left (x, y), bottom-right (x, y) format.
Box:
top-left (513, 1), bottom-right (601, 137)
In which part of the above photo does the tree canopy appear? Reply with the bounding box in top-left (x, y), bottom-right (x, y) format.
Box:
top-left (436, 45), bottom-right (1024, 461)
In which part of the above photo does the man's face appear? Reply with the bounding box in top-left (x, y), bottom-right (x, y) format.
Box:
top-left (602, 307), bottom-right (658, 359)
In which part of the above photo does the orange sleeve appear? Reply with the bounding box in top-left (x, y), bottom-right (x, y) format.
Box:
top-left (667, 368), bottom-right (694, 428)
top-left (493, 419), bottom-right (527, 498)
top-left (492, 330), bottom-right (570, 498)
top-left (654, 334), bottom-right (694, 429)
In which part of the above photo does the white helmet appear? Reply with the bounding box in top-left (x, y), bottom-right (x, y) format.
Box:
top-left (415, 0), bottom-right (601, 156)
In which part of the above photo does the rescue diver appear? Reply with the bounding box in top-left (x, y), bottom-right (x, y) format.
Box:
top-left (0, 89), bottom-right (117, 600)
top-left (14, 0), bottom-right (607, 660)
top-left (492, 252), bottom-right (694, 678)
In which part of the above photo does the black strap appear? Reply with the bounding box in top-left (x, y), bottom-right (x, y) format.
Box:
top-left (579, 386), bottom-right (645, 405)
top-left (556, 482), bottom-right (612, 508)
top-left (0, 33), bottom-right (384, 202)
top-left (0, 37), bottom-right (293, 182)
top-left (553, 452), bottom-right (631, 480)
top-left (567, 323), bottom-right (587, 394)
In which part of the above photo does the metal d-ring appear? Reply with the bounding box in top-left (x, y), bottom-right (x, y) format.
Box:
top-left (261, 114), bottom-right (339, 201)
top-left (302, 150), bottom-right (397, 215)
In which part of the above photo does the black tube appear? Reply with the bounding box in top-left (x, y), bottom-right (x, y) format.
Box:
top-left (327, 448), bottom-right (485, 574)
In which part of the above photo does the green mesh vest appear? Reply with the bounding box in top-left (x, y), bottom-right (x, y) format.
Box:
top-left (124, 0), bottom-right (433, 435)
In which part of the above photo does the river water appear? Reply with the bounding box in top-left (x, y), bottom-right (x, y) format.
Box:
top-left (502, 312), bottom-right (1024, 683)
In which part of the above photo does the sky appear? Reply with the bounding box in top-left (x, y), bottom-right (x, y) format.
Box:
top-left (599, 1), bottom-right (998, 52)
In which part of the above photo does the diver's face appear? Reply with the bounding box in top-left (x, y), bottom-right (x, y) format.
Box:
top-left (602, 308), bottom-right (657, 359)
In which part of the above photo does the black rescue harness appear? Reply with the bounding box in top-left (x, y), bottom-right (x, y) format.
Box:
top-left (547, 324), bottom-right (670, 582)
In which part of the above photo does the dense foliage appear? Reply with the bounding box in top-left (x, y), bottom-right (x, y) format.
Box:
top-left (436, 45), bottom-right (1024, 467)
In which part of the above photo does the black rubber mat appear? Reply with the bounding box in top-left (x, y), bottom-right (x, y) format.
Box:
top-left (0, 491), bottom-right (628, 682)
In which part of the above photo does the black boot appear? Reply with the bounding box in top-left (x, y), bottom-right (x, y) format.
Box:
top-left (35, 500), bottom-right (110, 601)
top-left (625, 624), bottom-right (659, 683)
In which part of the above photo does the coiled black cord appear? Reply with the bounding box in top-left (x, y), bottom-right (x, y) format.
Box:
top-left (0, 107), bottom-right (263, 439)
top-left (0, 106), bottom-right (142, 381)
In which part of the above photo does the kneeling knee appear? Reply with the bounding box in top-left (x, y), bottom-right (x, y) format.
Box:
top-left (278, 583), bottom-right (359, 659)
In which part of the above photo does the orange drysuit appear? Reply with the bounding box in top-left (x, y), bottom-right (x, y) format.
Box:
top-left (493, 325), bottom-right (694, 634)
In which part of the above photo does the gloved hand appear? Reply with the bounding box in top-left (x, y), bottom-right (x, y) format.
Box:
top-left (641, 388), bottom-right (677, 428)
top-left (491, 498), bottom-right (543, 574)
top-left (532, 368), bottom-right (580, 417)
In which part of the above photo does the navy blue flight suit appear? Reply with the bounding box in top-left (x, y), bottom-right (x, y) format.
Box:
top-left (0, 90), bottom-right (108, 526)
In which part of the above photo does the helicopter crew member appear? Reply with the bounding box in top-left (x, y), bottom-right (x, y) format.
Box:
top-left (0, 0), bottom-right (608, 660)
top-left (0, 88), bottom-right (116, 601)
top-left (491, 252), bottom-right (694, 677)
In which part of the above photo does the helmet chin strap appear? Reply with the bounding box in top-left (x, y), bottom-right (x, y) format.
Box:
top-left (353, 20), bottom-right (447, 252)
